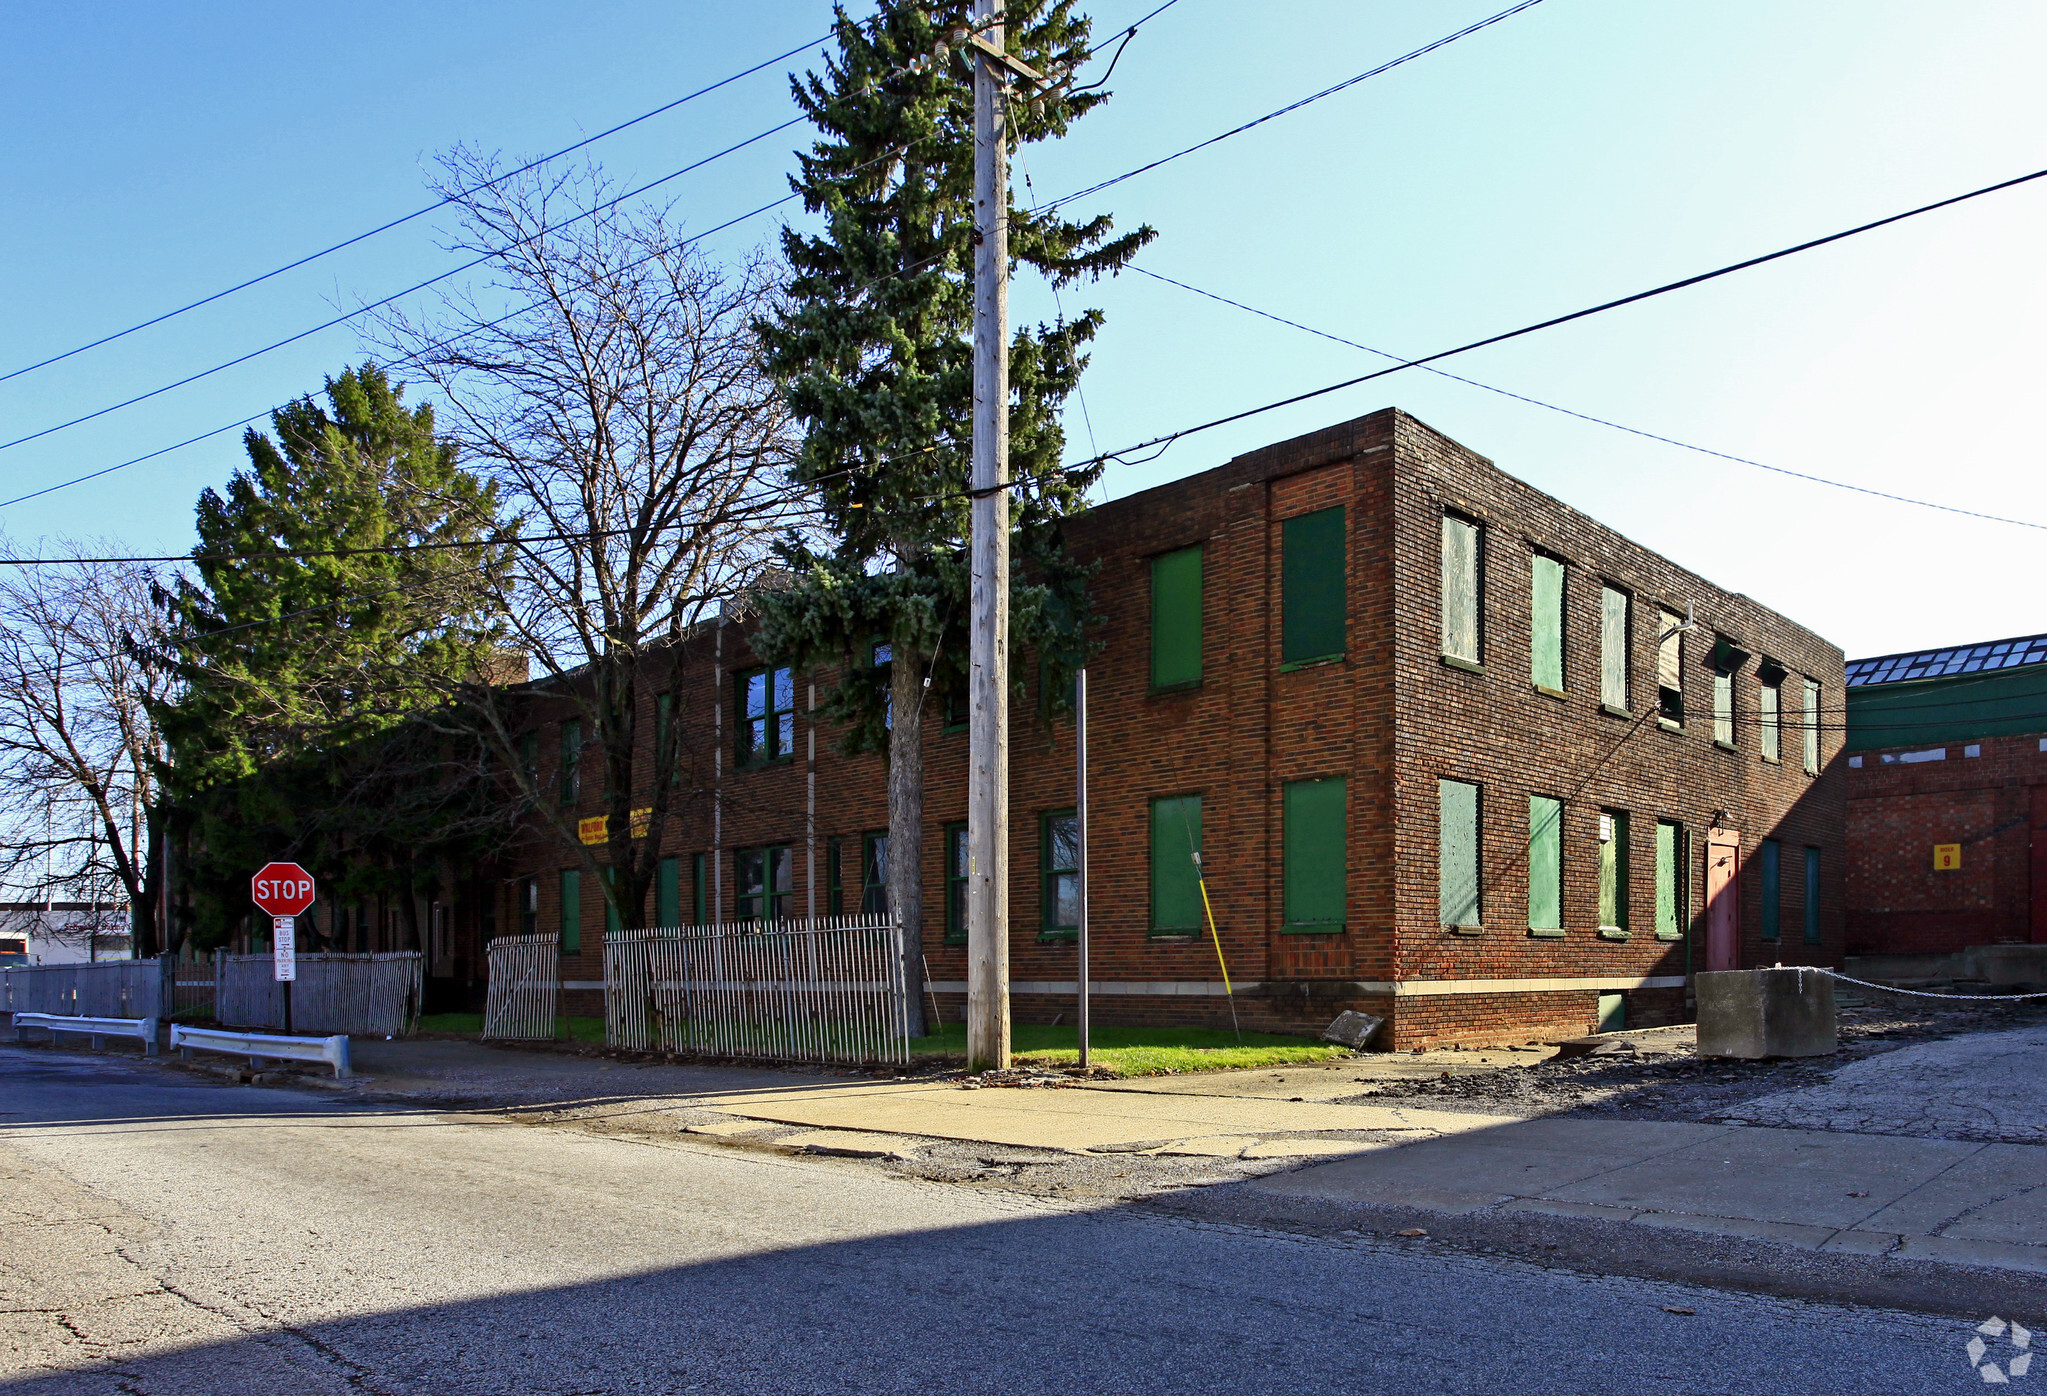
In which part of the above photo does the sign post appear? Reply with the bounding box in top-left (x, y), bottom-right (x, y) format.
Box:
top-left (251, 863), bottom-right (316, 1035)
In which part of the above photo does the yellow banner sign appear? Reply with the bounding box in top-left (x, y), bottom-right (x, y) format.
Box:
top-left (579, 809), bottom-right (653, 845)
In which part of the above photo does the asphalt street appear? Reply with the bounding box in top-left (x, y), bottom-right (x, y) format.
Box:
top-left (0, 1044), bottom-right (2010, 1395)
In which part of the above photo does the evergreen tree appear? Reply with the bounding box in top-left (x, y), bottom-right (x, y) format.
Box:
top-left (153, 363), bottom-right (511, 947)
top-left (754, 0), bottom-right (1152, 1031)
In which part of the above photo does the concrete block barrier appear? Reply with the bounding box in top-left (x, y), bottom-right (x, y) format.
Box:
top-left (1696, 967), bottom-right (1836, 1059)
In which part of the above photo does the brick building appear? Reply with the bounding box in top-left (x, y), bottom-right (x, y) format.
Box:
top-left (1843, 634), bottom-right (2047, 960)
top-left (441, 407), bottom-right (1846, 1049)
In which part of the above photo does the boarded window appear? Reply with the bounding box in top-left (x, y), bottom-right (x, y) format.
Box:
top-left (1656, 821), bottom-right (1686, 938)
top-left (946, 823), bottom-right (969, 943)
top-left (1601, 588), bottom-right (1631, 710)
top-left (1530, 554), bottom-right (1564, 690)
top-left (1713, 670), bottom-right (1733, 744)
top-left (1597, 810), bottom-right (1628, 931)
top-left (1656, 608), bottom-right (1684, 721)
top-left (1802, 679), bottom-right (1821, 774)
top-left (1281, 507), bottom-right (1346, 666)
top-left (1150, 795), bottom-right (1204, 933)
top-left (1151, 546), bottom-right (1203, 689)
top-left (1440, 515), bottom-right (1481, 664)
top-left (559, 869), bottom-right (581, 953)
top-left (1043, 811), bottom-right (1079, 935)
top-left (1438, 779), bottom-right (1481, 928)
top-left (656, 857), bottom-right (680, 927)
top-left (1803, 847), bottom-right (1822, 945)
top-left (1759, 676), bottom-right (1781, 761)
top-left (1527, 795), bottom-right (1562, 931)
top-left (1759, 838), bottom-right (1781, 941)
top-left (691, 853), bottom-right (706, 924)
top-left (1285, 779), bottom-right (1347, 929)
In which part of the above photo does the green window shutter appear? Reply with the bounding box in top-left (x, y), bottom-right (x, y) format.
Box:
top-left (1530, 554), bottom-right (1563, 690)
top-left (1600, 588), bottom-right (1630, 710)
top-left (1281, 507), bottom-right (1345, 666)
top-left (1527, 795), bottom-right (1561, 931)
top-left (1440, 515), bottom-right (1480, 663)
top-left (1284, 777), bottom-right (1347, 929)
top-left (1759, 839), bottom-right (1781, 941)
top-left (657, 857), bottom-right (680, 927)
top-left (1438, 779), bottom-right (1480, 927)
top-left (1151, 546), bottom-right (1203, 689)
top-left (1803, 847), bottom-right (1822, 944)
top-left (691, 852), bottom-right (707, 925)
top-left (1655, 821), bottom-right (1679, 936)
top-left (559, 869), bottom-right (581, 953)
top-left (1149, 796), bottom-right (1204, 933)
top-left (1597, 811), bottom-right (1628, 930)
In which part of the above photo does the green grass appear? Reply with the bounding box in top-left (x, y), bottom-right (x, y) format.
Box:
top-left (909, 1022), bottom-right (1349, 1077)
top-left (416, 1013), bottom-right (606, 1043)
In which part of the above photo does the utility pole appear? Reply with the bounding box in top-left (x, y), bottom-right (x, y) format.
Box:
top-left (966, 0), bottom-right (1014, 1072)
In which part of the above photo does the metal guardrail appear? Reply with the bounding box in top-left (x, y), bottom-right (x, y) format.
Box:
top-left (11, 1011), bottom-right (159, 1055)
top-left (170, 1024), bottom-right (351, 1078)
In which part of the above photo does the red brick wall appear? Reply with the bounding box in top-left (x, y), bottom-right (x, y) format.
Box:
top-left (1845, 732), bottom-right (2047, 953)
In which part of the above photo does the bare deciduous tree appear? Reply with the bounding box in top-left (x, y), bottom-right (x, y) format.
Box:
top-left (377, 152), bottom-right (802, 926)
top-left (0, 543), bottom-right (176, 951)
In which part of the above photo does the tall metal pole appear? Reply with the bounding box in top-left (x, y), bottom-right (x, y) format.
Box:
top-left (966, 0), bottom-right (1012, 1072)
top-left (1075, 667), bottom-right (1089, 1068)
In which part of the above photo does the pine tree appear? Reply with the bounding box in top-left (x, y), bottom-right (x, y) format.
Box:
top-left (754, 0), bottom-right (1152, 1031)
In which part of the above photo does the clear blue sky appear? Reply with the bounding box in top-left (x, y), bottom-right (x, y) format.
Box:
top-left (4, 0), bottom-right (2043, 660)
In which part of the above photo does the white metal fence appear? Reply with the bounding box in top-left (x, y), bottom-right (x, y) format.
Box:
top-left (482, 934), bottom-right (559, 1040)
top-left (2, 959), bottom-right (165, 1021)
top-left (217, 952), bottom-right (421, 1036)
top-left (604, 915), bottom-right (908, 1064)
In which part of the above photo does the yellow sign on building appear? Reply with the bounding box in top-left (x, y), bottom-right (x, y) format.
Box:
top-left (578, 809), bottom-right (653, 845)
top-left (1933, 843), bottom-right (1962, 871)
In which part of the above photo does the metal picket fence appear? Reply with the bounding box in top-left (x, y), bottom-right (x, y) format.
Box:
top-left (217, 952), bottom-right (421, 1036)
top-left (605, 915), bottom-right (908, 1065)
top-left (2, 959), bottom-right (164, 1021)
top-left (482, 934), bottom-right (559, 1040)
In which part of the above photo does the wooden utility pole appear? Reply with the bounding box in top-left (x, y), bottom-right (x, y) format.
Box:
top-left (966, 0), bottom-right (1013, 1072)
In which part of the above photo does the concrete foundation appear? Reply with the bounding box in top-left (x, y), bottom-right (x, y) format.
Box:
top-left (1696, 968), bottom-right (1837, 1059)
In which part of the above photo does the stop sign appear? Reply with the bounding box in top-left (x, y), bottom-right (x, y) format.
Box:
top-left (251, 863), bottom-right (316, 917)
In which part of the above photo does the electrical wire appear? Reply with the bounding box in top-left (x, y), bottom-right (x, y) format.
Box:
top-left (1131, 265), bottom-right (2047, 534)
top-left (0, 31), bottom-right (835, 386)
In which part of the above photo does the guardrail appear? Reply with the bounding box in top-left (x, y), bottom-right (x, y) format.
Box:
top-left (11, 1011), bottom-right (159, 1055)
top-left (169, 1024), bottom-right (351, 1078)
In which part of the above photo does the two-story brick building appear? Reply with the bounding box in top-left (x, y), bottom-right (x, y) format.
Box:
top-left (412, 407), bottom-right (1847, 1048)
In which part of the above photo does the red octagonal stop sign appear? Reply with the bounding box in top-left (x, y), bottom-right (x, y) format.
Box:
top-left (251, 863), bottom-right (316, 917)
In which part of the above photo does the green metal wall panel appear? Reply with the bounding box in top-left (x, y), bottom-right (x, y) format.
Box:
top-left (1150, 546), bottom-right (1204, 689)
top-left (1527, 795), bottom-right (1562, 930)
top-left (1281, 507), bottom-right (1346, 665)
top-left (1846, 665), bottom-right (2047, 751)
top-left (1438, 779), bottom-right (1480, 928)
top-left (1530, 554), bottom-right (1564, 689)
top-left (1285, 778), bottom-right (1347, 928)
top-left (1150, 796), bottom-right (1204, 932)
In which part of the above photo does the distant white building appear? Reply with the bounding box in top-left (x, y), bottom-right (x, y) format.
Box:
top-left (0, 903), bottom-right (132, 965)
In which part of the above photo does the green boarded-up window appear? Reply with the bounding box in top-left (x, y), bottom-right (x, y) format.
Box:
top-left (1803, 847), bottom-right (1822, 945)
top-left (1441, 515), bottom-right (1481, 664)
top-left (1759, 838), bottom-right (1781, 941)
top-left (690, 852), bottom-right (707, 925)
top-left (1528, 795), bottom-right (1561, 932)
top-left (1439, 779), bottom-right (1481, 928)
top-left (1531, 554), bottom-right (1564, 690)
top-left (1802, 679), bottom-right (1821, 774)
top-left (1151, 546), bottom-right (1203, 689)
top-left (559, 869), bottom-right (581, 953)
top-left (1281, 507), bottom-right (1345, 666)
top-left (657, 856), bottom-right (680, 928)
top-left (1759, 677), bottom-right (1781, 761)
top-left (1600, 588), bottom-right (1630, 710)
top-left (1150, 796), bottom-right (1203, 934)
top-left (1285, 779), bottom-right (1346, 929)
top-left (1597, 810), bottom-right (1628, 931)
top-left (1656, 821), bottom-right (1685, 939)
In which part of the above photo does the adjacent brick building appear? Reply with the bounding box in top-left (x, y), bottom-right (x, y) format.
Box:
top-left (397, 407), bottom-right (1849, 1048)
top-left (1843, 634), bottom-right (2047, 958)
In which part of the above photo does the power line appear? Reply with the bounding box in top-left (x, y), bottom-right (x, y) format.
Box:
top-left (0, 31), bottom-right (834, 386)
top-left (1074, 162), bottom-right (2047, 476)
top-left (1037, 0), bottom-right (1547, 212)
top-left (1131, 265), bottom-right (2047, 533)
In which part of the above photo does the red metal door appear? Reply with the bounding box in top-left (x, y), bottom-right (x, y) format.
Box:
top-left (1705, 829), bottom-right (1741, 971)
top-left (2031, 787), bottom-right (2047, 944)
